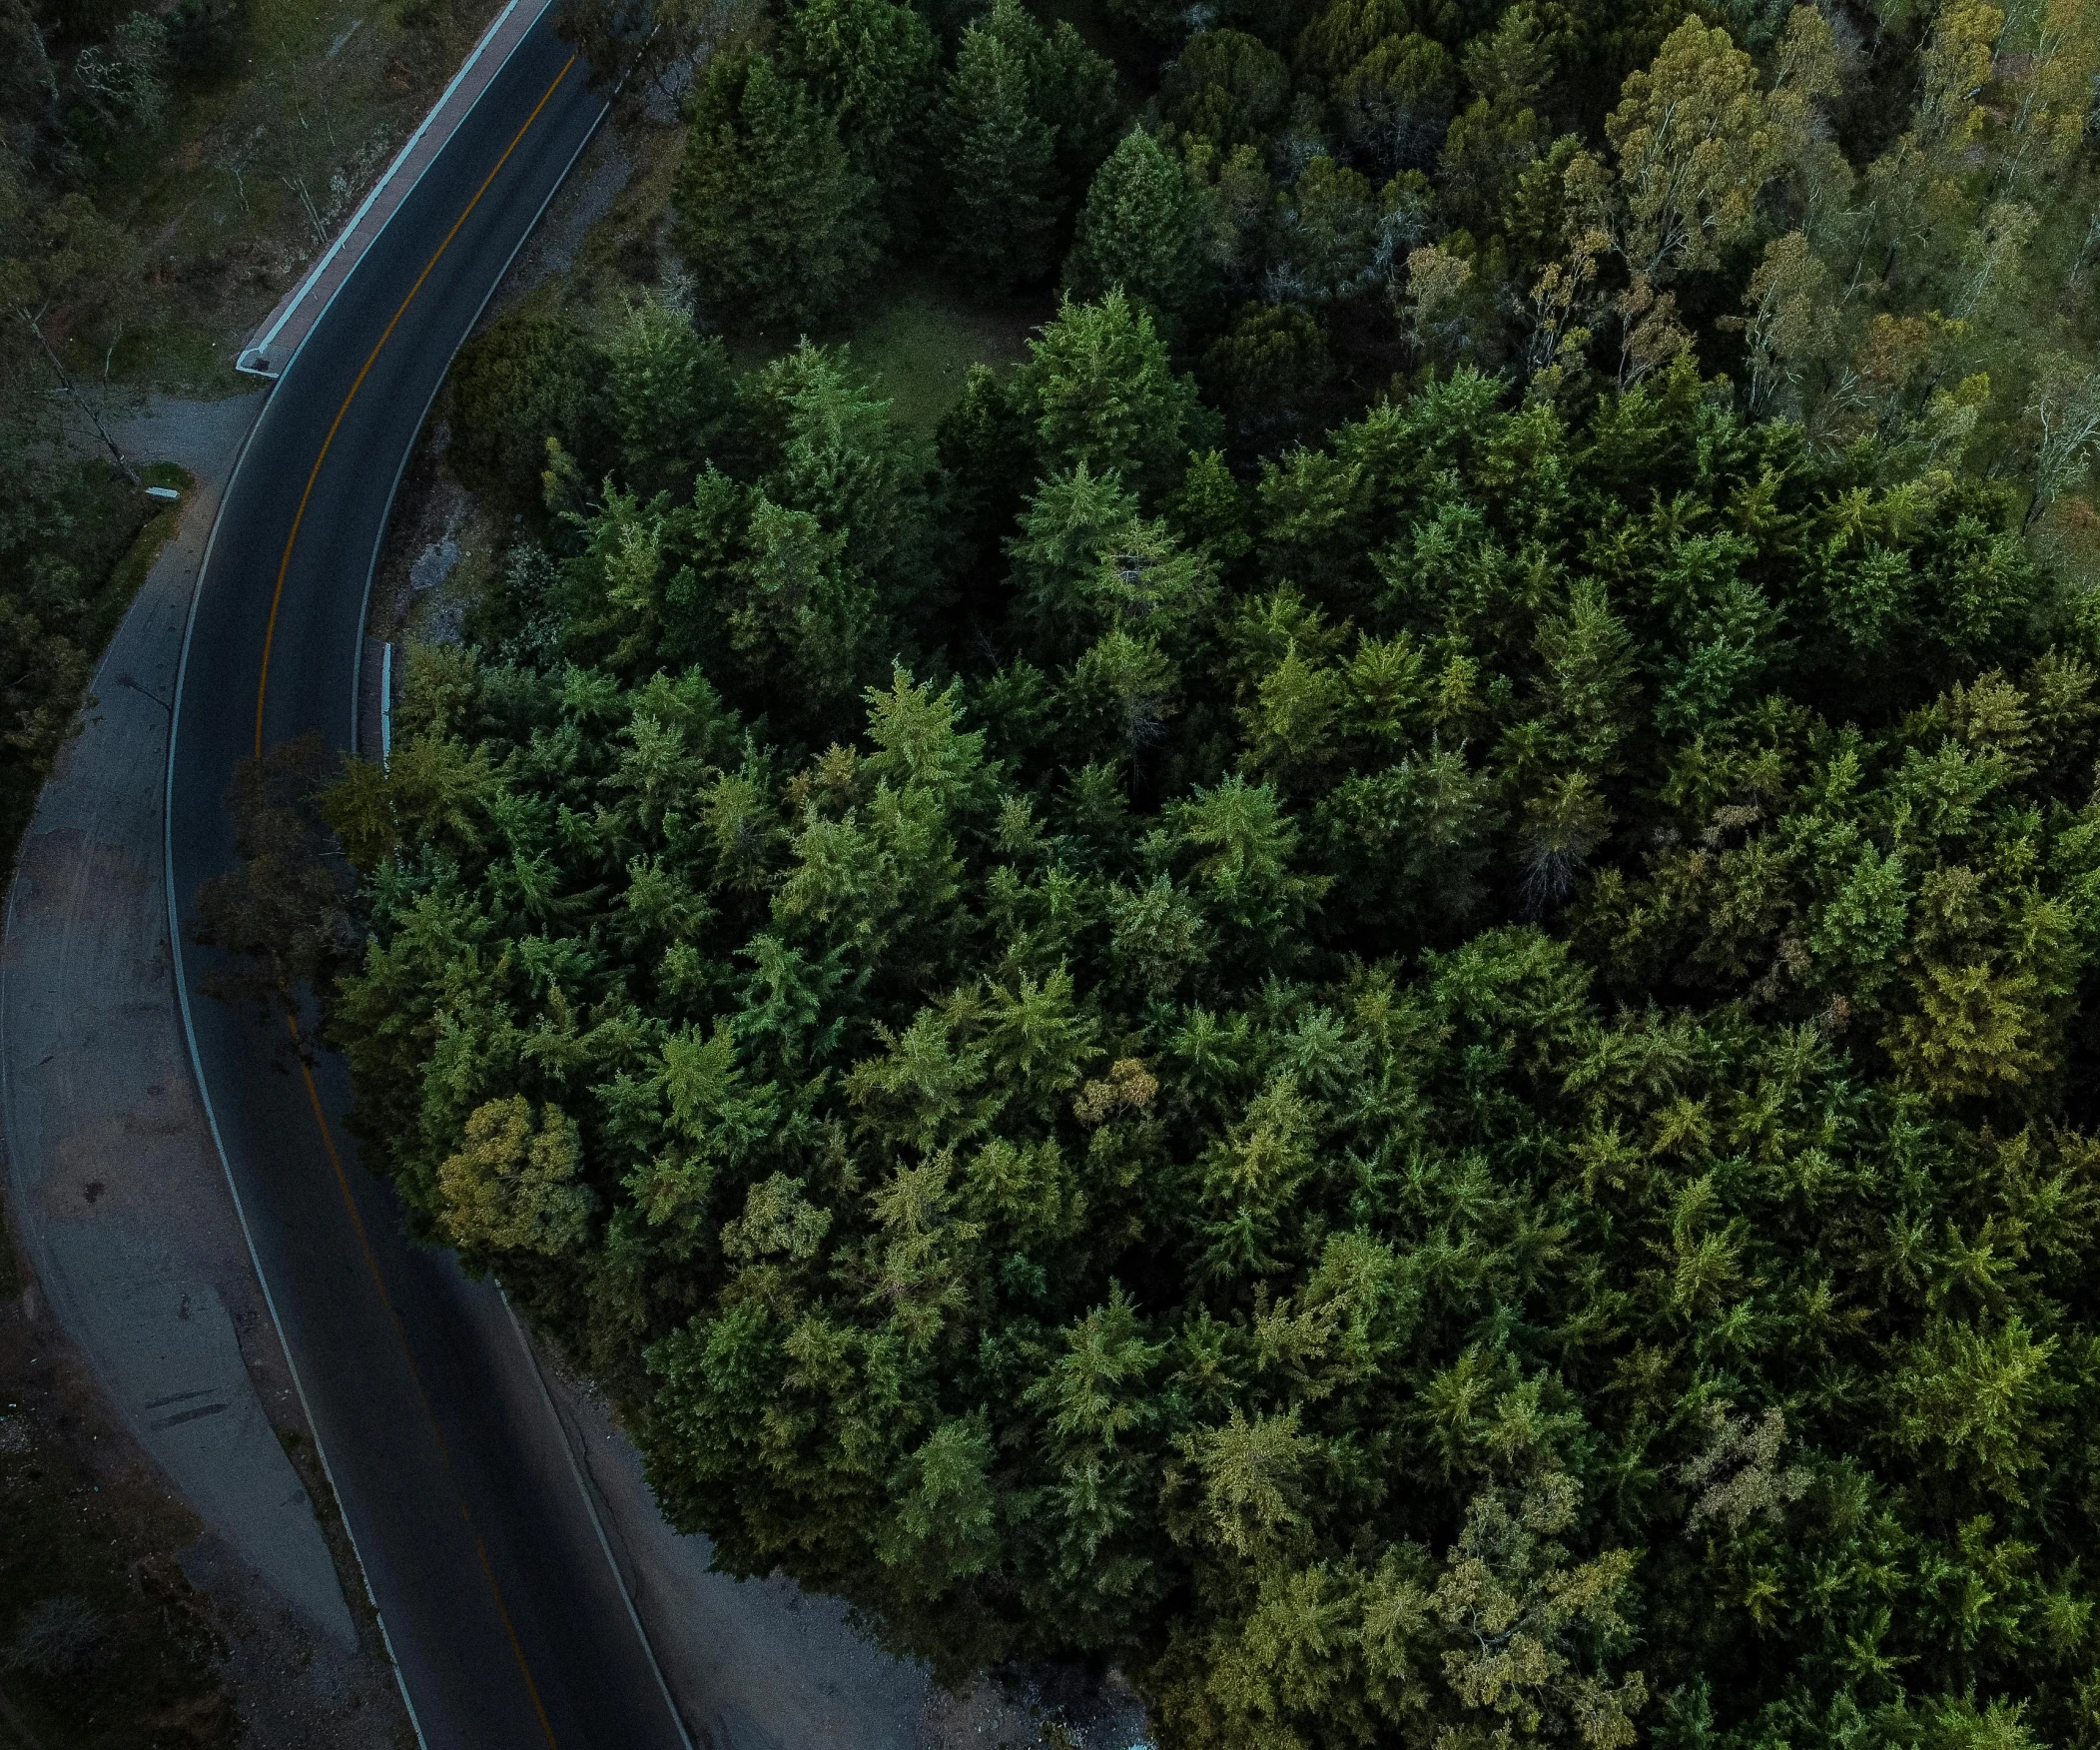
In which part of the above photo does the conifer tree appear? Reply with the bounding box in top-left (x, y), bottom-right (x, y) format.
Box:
top-left (777, 0), bottom-right (940, 225)
top-left (938, 16), bottom-right (1059, 288)
top-left (673, 50), bottom-right (885, 330)
top-left (604, 298), bottom-right (735, 497)
top-left (1011, 290), bottom-right (1213, 498)
top-left (1063, 128), bottom-right (1213, 339)
top-left (1001, 1), bottom-right (1120, 195)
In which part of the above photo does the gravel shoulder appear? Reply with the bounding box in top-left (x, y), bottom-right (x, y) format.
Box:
top-left (0, 391), bottom-right (410, 1747)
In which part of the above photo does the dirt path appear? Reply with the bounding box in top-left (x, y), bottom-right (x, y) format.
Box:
top-left (0, 391), bottom-right (410, 1747)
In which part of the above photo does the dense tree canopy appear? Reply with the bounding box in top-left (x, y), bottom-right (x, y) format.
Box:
top-left (326, 0), bottom-right (2100, 1742)
top-left (672, 47), bottom-right (886, 329)
top-left (333, 304), bottom-right (2100, 1747)
top-left (657, 0), bottom-right (2100, 504)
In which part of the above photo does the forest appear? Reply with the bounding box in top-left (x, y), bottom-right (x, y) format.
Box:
top-left (291, 0), bottom-right (2100, 1742)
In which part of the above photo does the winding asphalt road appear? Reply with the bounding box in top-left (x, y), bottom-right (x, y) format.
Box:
top-left (165, 21), bottom-right (690, 1749)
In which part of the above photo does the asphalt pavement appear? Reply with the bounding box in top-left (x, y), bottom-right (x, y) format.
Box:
top-left (164, 22), bottom-right (691, 1748)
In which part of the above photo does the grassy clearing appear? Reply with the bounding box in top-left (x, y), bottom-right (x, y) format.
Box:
top-left (828, 270), bottom-right (1046, 438)
top-left (723, 264), bottom-right (1048, 438)
top-left (450, 109), bottom-right (1050, 474)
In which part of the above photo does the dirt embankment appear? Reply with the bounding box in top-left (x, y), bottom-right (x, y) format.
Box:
top-left (0, 1213), bottom-right (413, 1750)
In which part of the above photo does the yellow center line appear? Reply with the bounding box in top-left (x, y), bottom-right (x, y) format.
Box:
top-left (254, 50), bottom-right (578, 759)
top-left (288, 1016), bottom-right (559, 1750)
top-left (256, 49), bottom-right (581, 1750)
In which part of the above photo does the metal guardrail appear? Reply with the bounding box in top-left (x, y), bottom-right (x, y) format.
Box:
top-left (234, 0), bottom-right (543, 380)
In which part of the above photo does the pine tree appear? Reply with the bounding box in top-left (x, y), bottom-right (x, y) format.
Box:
top-left (1005, 2), bottom-right (1120, 195)
top-left (777, 0), bottom-right (941, 225)
top-left (1161, 29), bottom-right (1292, 151)
top-left (673, 51), bottom-right (885, 330)
top-left (1011, 290), bottom-right (1213, 499)
top-left (938, 17), bottom-right (1059, 288)
top-left (1063, 128), bottom-right (1212, 339)
top-left (604, 297), bottom-right (735, 496)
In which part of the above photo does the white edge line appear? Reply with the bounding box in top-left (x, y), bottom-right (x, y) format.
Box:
top-left (501, 1295), bottom-right (697, 1750)
top-left (161, 393), bottom-right (431, 1750)
top-left (238, 0), bottom-right (529, 376)
top-left (348, 85), bottom-right (607, 746)
top-left (345, 86), bottom-right (704, 1749)
top-left (169, 11), bottom-right (598, 1745)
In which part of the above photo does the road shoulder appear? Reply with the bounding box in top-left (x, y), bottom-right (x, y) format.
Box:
top-left (0, 392), bottom-right (408, 1743)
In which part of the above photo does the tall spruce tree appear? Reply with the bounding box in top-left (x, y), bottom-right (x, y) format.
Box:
top-left (938, 15), bottom-right (1059, 289)
top-left (673, 50), bottom-right (885, 330)
top-left (1010, 289), bottom-right (1213, 499)
top-left (777, 0), bottom-right (941, 228)
top-left (1063, 127), bottom-right (1213, 340)
top-left (981, 0), bottom-right (1119, 196)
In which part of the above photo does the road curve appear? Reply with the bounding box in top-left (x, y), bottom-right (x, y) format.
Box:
top-left (165, 22), bottom-right (689, 1749)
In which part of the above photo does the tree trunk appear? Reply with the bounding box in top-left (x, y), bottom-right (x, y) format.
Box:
top-left (16, 305), bottom-right (139, 485)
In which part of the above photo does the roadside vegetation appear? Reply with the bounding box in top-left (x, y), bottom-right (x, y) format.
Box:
top-left (248, 0), bottom-right (2100, 1742)
top-left (0, 1196), bottom-right (236, 1749)
top-left (0, 0), bottom-right (504, 878)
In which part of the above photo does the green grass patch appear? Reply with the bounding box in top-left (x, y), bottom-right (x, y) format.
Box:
top-left (844, 271), bottom-right (1047, 438)
top-left (725, 268), bottom-right (1049, 438)
top-left (110, 321), bottom-right (247, 401)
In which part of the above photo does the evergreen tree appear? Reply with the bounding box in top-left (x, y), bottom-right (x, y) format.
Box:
top-left (1003, 1), bottom-right (1120, 195)
top-left (777, 0), bottom-right (941, 225)
top-left (673, 50), bottom-right (886, 331)
top-left (603, 297), bottom-right (736, 498)
top-left (1011, 290), bottom-right (1214, 500)
top-left (447, 309), bottom-right (596, 507)
top-left (1063, 127), bottom-right (1212, 338)
top-left (938, 15), bottom-right (1059, 288)
top-left (1161, 28), bottom-right (1292, 151)
top-left (1198, 303), bottom-right (1332, 445)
